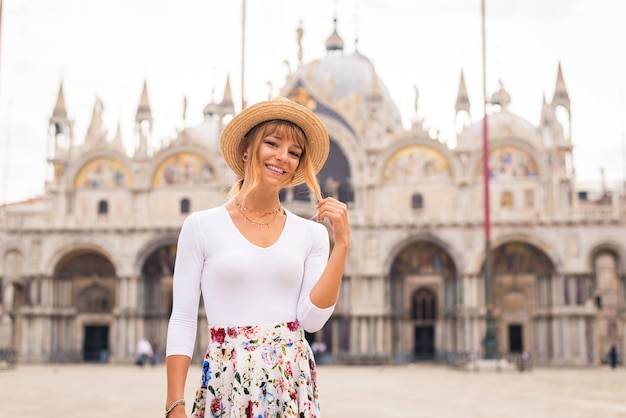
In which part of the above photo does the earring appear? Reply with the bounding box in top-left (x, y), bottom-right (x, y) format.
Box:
top-left (242, 154), bottom-right (248, 162)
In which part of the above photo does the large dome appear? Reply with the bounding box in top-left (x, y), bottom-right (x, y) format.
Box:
top-left (284, 23), bottom-right (403, 134)
top-left (299, 52), bottom-right (402, 125)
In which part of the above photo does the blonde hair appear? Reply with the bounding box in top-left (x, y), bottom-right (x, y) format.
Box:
top-left (226, 120), bottom-right (323, 203)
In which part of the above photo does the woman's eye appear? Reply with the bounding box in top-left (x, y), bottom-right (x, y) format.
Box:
top-left (265, 141), bottom-right (277, 147)
top-left (289, 151), bottom-right (301, 158)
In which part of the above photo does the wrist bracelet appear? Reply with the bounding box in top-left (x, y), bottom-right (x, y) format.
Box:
top-left (165, 399), bottom-right (185, 417)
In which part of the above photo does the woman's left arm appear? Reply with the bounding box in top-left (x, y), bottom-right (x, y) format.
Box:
top-left (309, 197), bottom-right (350, 308)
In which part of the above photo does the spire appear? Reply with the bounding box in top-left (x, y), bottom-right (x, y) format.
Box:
top-left (219, 75), bottom-right (235, 115)
top-left (136, 78), bottom-right (152, 124)
top-left (540, 93), bottom-right (553, 125)
top-left (454, 71), bottom-right (472, 134)
top-left (455, 70), bottom-right (470, 114)
top-left (325, 17), bottom-right (344, 54)
top-left (111, 121), bottom-right (124, 151)
top-left (222, 75), bottom-right (233, 106)
top-left (52, 83), bottom-right (67, 119)
top-left (48, 81), bottom-right (73, 165)
top-left (50, 81), bottom-right (71, 135)
top-left (135, 79), bottom-right (152, 157)
top-left (86, 98), bottom-right (106, 144)
top-left (552, 62), bottom-right (570, 111)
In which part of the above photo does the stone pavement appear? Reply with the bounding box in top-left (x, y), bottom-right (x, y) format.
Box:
top-left (1, 362), bottom-right (625, 417)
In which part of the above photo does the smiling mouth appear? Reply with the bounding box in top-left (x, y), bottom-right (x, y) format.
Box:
top-left (266, 164), bottom-right (286, 175)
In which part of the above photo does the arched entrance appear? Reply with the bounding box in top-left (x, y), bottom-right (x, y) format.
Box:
top-left (592, 248), bottom-right (624, 365)
top-left (139, 244), bottom-right (177, 359)
top-left (53, 251), bottom-right (116, 362)
top-left (487, 242), bottom-right (554, 358)
top-left (389, 241), bottom-right (456, 361)
top-left (412, 288), bottom-right (437, 359)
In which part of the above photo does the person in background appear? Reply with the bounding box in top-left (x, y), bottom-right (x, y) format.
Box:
top-left (135, 336), bottom-right (154, 367)
top-left (164, 97), bottom-right (350, 418)
top-left (608, 345), bottom-right (618, 369)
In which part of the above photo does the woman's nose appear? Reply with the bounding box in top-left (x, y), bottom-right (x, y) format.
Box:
top-left (276, 146), bottom-right (288, 160)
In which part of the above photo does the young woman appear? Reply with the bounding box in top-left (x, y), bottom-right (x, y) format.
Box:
top-left (164, 97), bottom-right (350, 418)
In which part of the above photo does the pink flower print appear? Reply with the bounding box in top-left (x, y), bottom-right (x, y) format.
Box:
top-left (275, 376), bottom-right (289, 393)
top-left (243, 326), bottom-right (258, 340)
top-left (287, 321), bottom-right (298, 332)
top-left (228, 327), bottom-right (238, 338)
top-left (211, 327), bottom-right (226, 344)
top-left (210, 398), bottom-right (223, 416)
top-left (303, 400), bottom-right (312, 412)
top-left (285, 360), bottom-right (293, 378)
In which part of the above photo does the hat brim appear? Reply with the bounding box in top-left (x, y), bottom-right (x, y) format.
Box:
top-left (220, 97), bottom-right (329, 187)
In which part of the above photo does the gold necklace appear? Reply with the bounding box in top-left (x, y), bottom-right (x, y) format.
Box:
top-left (234, 197), bottom-right (282, 217)
top-left (234, 198), bottom-right (282, 228)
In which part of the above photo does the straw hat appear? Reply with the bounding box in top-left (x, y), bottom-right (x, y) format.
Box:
top-left (220, 96), bottom-right (329, 187)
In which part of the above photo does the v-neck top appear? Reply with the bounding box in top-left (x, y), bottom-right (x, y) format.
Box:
top-left (166, 205), bottom-right (334, 358)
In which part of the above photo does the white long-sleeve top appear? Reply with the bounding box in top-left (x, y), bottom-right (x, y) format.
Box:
top-left (166, 205), bottom-right (334, 358)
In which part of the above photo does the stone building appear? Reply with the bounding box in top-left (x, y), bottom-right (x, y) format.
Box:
top-left (1, 22), bottom-right (624, 366)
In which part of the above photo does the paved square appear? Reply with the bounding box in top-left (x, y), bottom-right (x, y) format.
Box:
top-left (1, 363), bottom-right (624, 417)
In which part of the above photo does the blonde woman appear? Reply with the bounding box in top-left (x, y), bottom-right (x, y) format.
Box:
top-left (164, 97), bottom-right (350, 418)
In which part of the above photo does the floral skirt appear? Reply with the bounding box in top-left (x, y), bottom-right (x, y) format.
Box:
top-left (191, 321), bottom-right (320, 418)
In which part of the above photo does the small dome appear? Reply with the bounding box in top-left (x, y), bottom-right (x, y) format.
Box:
top-left (491, 81), bottom-right (511, 110)
top-left (203, 101), bottom-right (220, 117)
top-left (325, 18), bottom-right (344, 53)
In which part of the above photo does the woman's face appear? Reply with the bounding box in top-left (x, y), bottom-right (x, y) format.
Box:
top-left (253, 130), bottom-right (302, 188)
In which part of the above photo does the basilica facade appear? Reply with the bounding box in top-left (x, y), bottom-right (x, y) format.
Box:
top-left (1, 22), bottom-right (624, 367)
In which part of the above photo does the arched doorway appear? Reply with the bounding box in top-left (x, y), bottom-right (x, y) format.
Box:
top-left (412, 288), bottom-right (437, 359)
top-left (53, 251), bottom-right (116, 362)
top-left (389, 241), bottom-right (456, 361)
top-left (139, 244), bottom-right (177, 359)
top-left (487, 242), bottom-right (554, 358)
top-left (592, 248), bottom-right (624, 365)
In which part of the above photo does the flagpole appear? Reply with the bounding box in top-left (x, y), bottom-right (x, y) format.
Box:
top-left (0, 0), bottom-right (8, 206)
top-left (241, 0), bottom-right (246, 110)
top-left (481, 0), bottom-right (497, 360)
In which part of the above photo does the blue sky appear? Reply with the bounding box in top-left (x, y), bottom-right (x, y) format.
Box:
top-left (1, 0), bottom-right (625, 203)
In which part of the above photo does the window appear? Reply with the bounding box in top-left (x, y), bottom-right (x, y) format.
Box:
top-left (97, 200), bottom-right (108, 215)
top-left (500, 191), bottom-right (514, 208)
top-left (411, 193), bottom-right (424, 210)
top-left (180, 198), bottom-right (190, 214)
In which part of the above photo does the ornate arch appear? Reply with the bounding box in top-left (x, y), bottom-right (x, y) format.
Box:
top-left (74, 156), bottom-right (132, 189)
top-left (381, 144), bottom-right (454, 183)
top-left (152, 151), bottom-right (217, 187)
